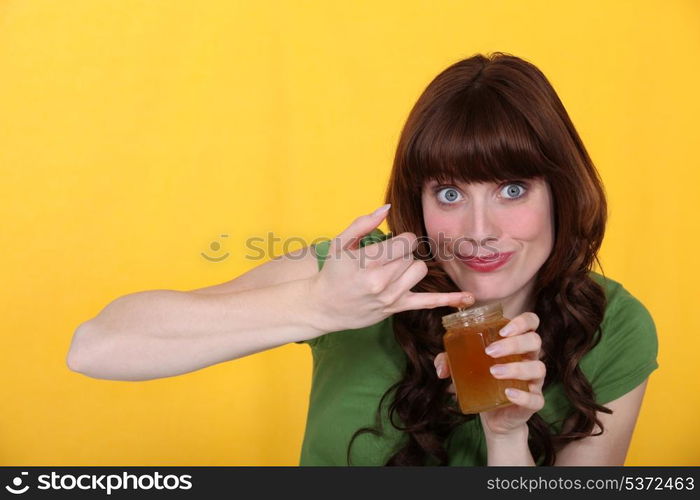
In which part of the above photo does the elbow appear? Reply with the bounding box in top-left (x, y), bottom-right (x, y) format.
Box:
top-left (66, 320), bottom-right (100, 375)
top-left (67, 295), bottom-right (127, 377)
top-left (66, 317), bottom-right (157, 382)
top-left (66, 322), bottom-right (87, 373)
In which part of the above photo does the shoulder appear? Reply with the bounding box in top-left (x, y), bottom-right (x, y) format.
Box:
top-left (582, 272), bottom-right (659, 405)
top-left (589, 271), bottom-right (657, 337)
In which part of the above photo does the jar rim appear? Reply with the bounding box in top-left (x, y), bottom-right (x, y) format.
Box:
top-left (441, 302), bottom-right (503, 329)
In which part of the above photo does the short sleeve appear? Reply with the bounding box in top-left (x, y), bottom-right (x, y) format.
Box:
top-left (586, 293), bottom-right (659, 405)
top-left (311, 239), bottom-right (332, 272)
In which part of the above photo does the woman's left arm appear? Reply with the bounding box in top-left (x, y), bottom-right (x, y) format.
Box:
top-left (435, 311), bottom-right (652, 466)
top-left (554, 379), bottom-right (649, 465)
top-left (435, 311), bottom-right (545, 465)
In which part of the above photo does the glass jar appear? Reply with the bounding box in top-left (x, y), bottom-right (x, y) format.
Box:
top-left (441, 302), bottom-right (530, 414)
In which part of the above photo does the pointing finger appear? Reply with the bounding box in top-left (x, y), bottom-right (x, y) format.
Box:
top-left (397, 291), bottom-right (475, 312)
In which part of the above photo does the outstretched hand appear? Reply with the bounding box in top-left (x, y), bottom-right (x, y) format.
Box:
top-left (308, 204), bottom-right (475, 333)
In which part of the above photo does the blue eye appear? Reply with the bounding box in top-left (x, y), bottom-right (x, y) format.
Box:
top-left (500, 182), bottom-right (527, 199)
top-left (436, 187), bottom-right (462, 204)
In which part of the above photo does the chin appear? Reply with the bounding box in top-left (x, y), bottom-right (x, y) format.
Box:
top-left (469, 288), bottom-right (512, 306)
top-left (455, 278), bottom-right (507, 303)
top-left (451, 268), bottom-right (522, 303)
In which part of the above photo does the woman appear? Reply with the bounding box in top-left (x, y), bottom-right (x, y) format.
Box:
top-left (67, 52), bottom-right (658, 466)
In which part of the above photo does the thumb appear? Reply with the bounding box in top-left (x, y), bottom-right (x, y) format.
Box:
top-left (329, 204), bottom-right (391, 254)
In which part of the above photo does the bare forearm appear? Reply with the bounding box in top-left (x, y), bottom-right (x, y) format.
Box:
top-left (67, 279), bottom-right (324, 381)
top-left (485, 426), bottom-right (535, 466)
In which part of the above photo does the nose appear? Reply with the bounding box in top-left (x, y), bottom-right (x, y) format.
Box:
top-left (459, 199), bottom-right (501, 250)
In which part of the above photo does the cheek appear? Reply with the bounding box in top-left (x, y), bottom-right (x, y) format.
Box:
top-left (423, 207), bottom-right (456, 237)
top-left (422, 208), bottom-right (465, 261)
top-left (501, 205), bottom-right (553, 246)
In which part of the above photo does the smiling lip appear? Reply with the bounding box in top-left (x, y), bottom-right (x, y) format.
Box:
top-left (458, 251), bottom-right (514, 272)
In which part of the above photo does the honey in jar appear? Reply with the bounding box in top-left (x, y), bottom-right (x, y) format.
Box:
top-left (441, 302), bottom-right (530, 414)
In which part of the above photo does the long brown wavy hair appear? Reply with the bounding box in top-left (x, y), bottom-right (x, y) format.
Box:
top-left (347, 52), bottom-right (610, 466)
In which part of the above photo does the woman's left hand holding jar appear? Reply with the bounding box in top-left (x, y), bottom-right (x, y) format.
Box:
top-left (434, 311), bottom-right (546, 453)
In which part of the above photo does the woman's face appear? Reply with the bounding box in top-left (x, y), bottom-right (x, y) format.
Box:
top-left (421, 177), bottom-right (554, 313)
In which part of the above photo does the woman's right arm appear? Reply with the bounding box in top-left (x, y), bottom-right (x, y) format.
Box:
top-left (66, 248), bottom-right (326, 381)
top-left (66, 205), bottom-right (474, 382)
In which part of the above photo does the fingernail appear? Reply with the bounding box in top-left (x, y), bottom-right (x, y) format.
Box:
top-left (489, 365), bottom-right (506, 377)
top-left (499, 325), bottom-right (514, 337)
top-left (372, 204), bottom-right (391, 216)
top-left (485, 344), bottom-right (502, 356)
top-left (437, 363), bottom-right (446, 377)
top-left (505, 388), bottom-right (519, 398)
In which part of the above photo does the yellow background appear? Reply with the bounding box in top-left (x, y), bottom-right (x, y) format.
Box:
top-left (1, 0), bottom-right (698, 465)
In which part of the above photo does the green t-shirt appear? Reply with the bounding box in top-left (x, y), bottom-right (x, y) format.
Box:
top-left (296, 230), bottom-right (659, 466)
